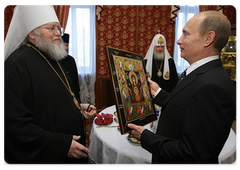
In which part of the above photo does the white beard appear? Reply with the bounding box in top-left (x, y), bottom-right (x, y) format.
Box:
top-left (153, 50), bottom-right (165, 60)
top-left (34, 31), bottom-right (67, 61)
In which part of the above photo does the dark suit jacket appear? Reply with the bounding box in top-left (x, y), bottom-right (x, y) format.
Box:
top-left (141, 59), bottom-right (236, 163)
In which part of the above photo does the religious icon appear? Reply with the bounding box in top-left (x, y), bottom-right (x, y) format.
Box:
top-left (122, 88), bottom-right (129, 102)
top-left (136, 104), bottom-right (144, 116)
top-left (127, 104), bottom-right (133, 121)
top-left (140, 75), bottom-right (146, 86)
top-left (118, 72), bottom-right (126, 85)
top-left (128, 60), bottom-right (134, 70)
top-left (139, 63), bottom-right (142, 72)
top-left (106, 46), bottom-right (157, 134)
top-left (126, 70), bottom-right (144, 103)
top-left (116, 58), bottom-right (123, 71)
top-left (143, 86), bottom-right (150, 98)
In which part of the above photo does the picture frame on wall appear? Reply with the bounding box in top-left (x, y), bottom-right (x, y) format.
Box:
top-left (106, 46), bottom-right (157, 134)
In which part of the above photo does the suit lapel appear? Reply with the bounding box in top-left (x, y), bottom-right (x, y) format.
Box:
top-left (162, 59), bottom-right (222, 107)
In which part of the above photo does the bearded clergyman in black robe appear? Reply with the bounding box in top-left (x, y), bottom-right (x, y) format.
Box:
top-left (144, 33), bottom-right (179, 92)
top-left (4, 5), bottom-right (97, 163)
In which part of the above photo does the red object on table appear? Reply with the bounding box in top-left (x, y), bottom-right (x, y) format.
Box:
top-left (95, 113), bottom-right (113, 125)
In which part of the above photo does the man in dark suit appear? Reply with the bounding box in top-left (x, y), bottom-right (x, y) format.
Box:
top-left (128, 11), bottom-right (236, 163)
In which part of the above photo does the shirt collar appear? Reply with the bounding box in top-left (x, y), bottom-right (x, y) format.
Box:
top-left (186, 55), bottom-right (219, 76)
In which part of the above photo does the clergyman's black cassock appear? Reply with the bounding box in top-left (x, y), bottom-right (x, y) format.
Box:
top-left (60, 55), bottom-right (80, 102)
top-left (5, 44), bottom-right (87, 163)
top-left (144, 58), bottom-right (179, 92)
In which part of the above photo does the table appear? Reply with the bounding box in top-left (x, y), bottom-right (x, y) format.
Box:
top-left (88, 105), bottom-right (236, 164)
top-left (219, 127), bottom-right (236, 164)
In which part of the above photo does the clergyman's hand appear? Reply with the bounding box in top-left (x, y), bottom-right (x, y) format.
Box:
top-left (80, 103), bottom-right (97, 119)
top-left (67, 135), bottom-right (89, 159)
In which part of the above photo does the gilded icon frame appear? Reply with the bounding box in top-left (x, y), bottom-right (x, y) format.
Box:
top-left (106, 46), bottom-right (157, 134)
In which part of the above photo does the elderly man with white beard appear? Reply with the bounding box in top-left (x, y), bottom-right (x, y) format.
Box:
top-left (144, 33), bottom-right (179, 92)
top-left (4, 5), bottom-right (96, 163)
